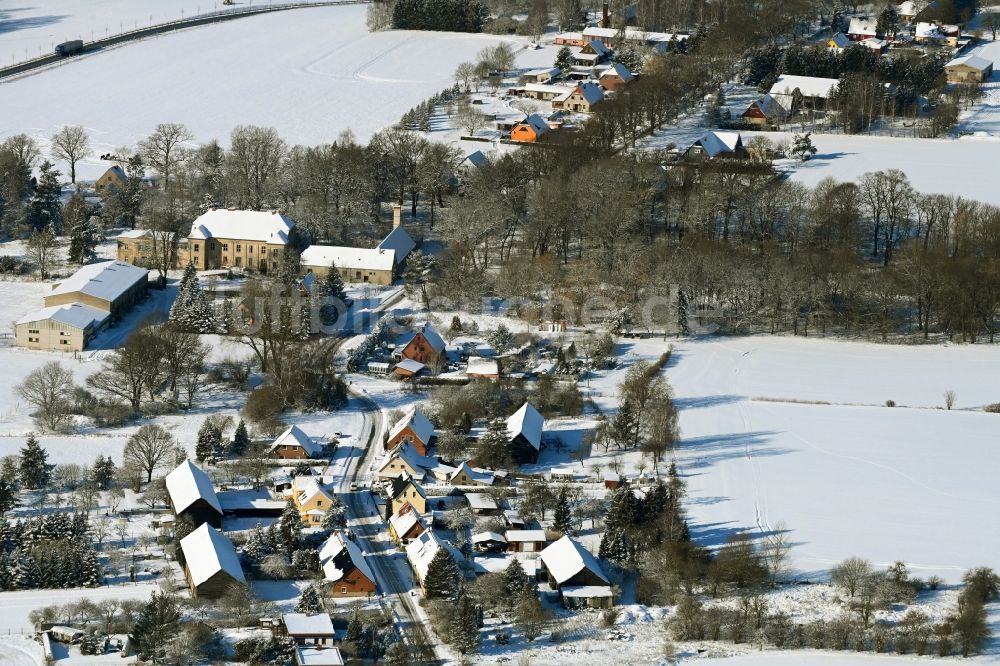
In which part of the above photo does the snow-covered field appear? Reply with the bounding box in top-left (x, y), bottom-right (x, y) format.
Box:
top-left (0, 4), bottom-right (553, 181)
top-left (0, 0), bottom-right (317, 57)
top-left (582, 336), bottom-right (1000, 584)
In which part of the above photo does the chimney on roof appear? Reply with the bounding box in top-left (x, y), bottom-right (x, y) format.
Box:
top-left (392, 204), bottom-right (402, 230)
top-left (601, 2), bottom-right (610, 28)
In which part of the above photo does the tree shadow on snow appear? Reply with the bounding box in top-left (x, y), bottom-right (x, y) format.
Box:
top-left (674, 394), bottom-right (743, 410)
top-left (679, 430), bottom-right (788, 471)
top-left (0, 13), bottom-right (69, 36)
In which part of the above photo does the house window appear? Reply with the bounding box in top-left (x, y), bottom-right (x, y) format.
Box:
top-left (248, 245), bottom-right (254, 253)
top-left (271, 248), bottom-right (279, 256)
top-left (60, 339), bottom-right (70, 345)
top-left (248, 257), bottom-right (254, 268)
top-left (193, 243), bottom-right (200, 251)
top-left (235, 257), bottom-right (242, 267)
top-left (222, 256), bottom-right (229, 264)
top-left (316, 500), bottom-right (323, 507)
top-left (236, 244), bottom-right (242, 252)
top-left (28, 337), bottom-right (38, 343)
top-left (28, 329), bottom-right (39, 334)
top-left (341, 587), bottom-right (347, 594)
top-left (222, 243), bottom-right (229, 251)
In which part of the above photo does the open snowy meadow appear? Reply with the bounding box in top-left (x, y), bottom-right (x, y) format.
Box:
top-left (0, 4), bottom-right (549, 181)
top-left (581, 336), bottom-right (1000, 585)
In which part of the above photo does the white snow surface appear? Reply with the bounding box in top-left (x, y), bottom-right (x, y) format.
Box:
top-left (587, 336), bottom-right (1000, 583)
top-left (0, 5), bottom-right (542, 181)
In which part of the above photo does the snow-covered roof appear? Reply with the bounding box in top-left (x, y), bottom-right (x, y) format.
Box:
top-left (600, 62), bottom-right (634, 82)
top-left (898, 0), bottom-right (917, 16)
top-left (405, 530), bottom-right (462, 582)
top-left (390, 474), bottom-right (427, 501)
top-left (505, 529), bottom-right (546, 542)
top-left (389, 407), bottom-right (435, 445)
top-left (389, 502), bottom-right (424, 536)
top-left (540, 535), bottom-right (608, 585)
top-left (471, 531), bottom-right (506, 543)
top-left (450, 461), bottom-right (494, 485)
top-left (296, 478), bottom-right (333, 507)
top-left (506, 402), bottom-right (543, 450)
top-left (916, 21), bottom-right (959, 38)
top-left (583, 39), bottom-right (612, 56)
top-left (466, 356), bottom-right (500, 377)
top-left (282, 612), bottom-right (335, 637)
top-left (270, 425), bottom-right (321, 456)
top-left (582, 26), bottom-right (682, 43)
top-left (861, 37), bottom-right (888, 49)
top-left (47, 260), bottom-right (148, 303)
top-left (768, 74), bottom-right (839, 99)
top-left (377, 225), bottom-right (416, 263)
top-left (461, 150), bottom-right (491, 169)
top-left (116, 229), bottom-right (149, 239)
top-left (378, 443), bottom-right (427, 475)
top-left (524, 67), bottom-right (561, 78)
top-left (947, 55), bottom-right (993, 71)
top-left (691, 131), bottom-right (744, 158)
top-left (518, 113), bottom-right (550, 135)
top-left (319, 531), bottom-right (376, 586)
top-left (848, 17), bottom-right (878, 36)
top-left (17, 303), bottom-right (109, 330)
top-left (556, 31), bottom-right (583, 41)
top-left (574, 81), bottom-right (604, 105)
top-left (397, 322), bottom-right (446, 354)
top-left (300, 245), bottom-right (395, 273)
top-left (295, 646), bottom-right (345, 666)
top-left (523, 82), bottom-right (573, 95)
top-left (165, 459), bottom-right (222, 516)
top-left (395, 359), bottom-right (425, 374)
top-left (179, 523), bottom-right (245, 587)
top-left (188, 208), bottom-right (294, 244)
top-left (465, 492), bottom-right (498, 511)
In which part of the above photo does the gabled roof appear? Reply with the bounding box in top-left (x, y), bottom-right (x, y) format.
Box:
top-left (471, 531), bottom-right (506, 544)
top-left (99, 165), bottom-right (127, 182)
top-left (188, 208), bottom-right (294, 245)
top-left (848, 17), bottom-right (878, 36)
top-left (768, 74), bottom-right (839, 99)
top-left (296, 646), bottom-right (345, 666)
top-left (390, 474), bottom-right (427, 501)
top-left (506, 402), bottom-right (543, 451)
top-left (388, 407), bottom-right (435, 445)
top-left (282, 612), bottom-right (335, 637)
top-left (17, 303), bottom-right (108, 330)
top-left (300, 245), bottom-right (395, 272)
top-left (582, 39), bottom-right (612, 56)
top-left (395, 359), bottom-right (426, 374)
top-left (916, 21), bottom-right (959, 38)
top-left (461, 150), bottom-right (491, 169)
top-left (297, 479), bottom-right (334, 507)
top-left (517, 113), bottom-right (550, 135)
top-left (450, 461), bottom-right (494, 485)
top-left (180, 523), bottom-right (245, 587)
top-left (582, 26), bottom-right (684, 43)
top-left (270, 425), bottom-right (321, 457)
top-left (601, 62), bottom-right (634, 82)
top-left (466, 356), bottom-right (499, 376)
top-left (377, 443), bottom-right (429, 476)
top-left (692, 131), bottom-right (744, 158)
top-left (165, 459), bottom-right (222, 516)
top-left (404, 530), bottom-right (462, 582)
top-left (389, 502), bottom-right (425, 537)
top-left (377, 225), bottom-right (416, 263)
top-left (574, 81), bottom-right (605, 105)
top-left (505, 529), bottom-right (546, 542)
top-left (47, 260), bottom-right (148, 303)
top-left (524, 66), bottom-right (561, 78)
top-left (947, 55), bottom-right (993, 71)
top-left (397, 322), bottom-right (446, 354)
top-left (540, 535), bottom-right (608, 585)
top-left (464, 492), bottom-right (498, 511)
top-left (828, 32), bottom-right (851, 49)
top-left (319, 531), bottom-right (376, 586)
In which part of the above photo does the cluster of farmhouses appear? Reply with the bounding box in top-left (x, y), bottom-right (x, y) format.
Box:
top-left (159, 403), bottom-right (611, 662)
top-left (13, 206), bottom-right (416, 352)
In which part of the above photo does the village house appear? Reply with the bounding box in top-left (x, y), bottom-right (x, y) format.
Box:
top-left (897, 0), bottom-right (920, 23)
top-left (768, 74), bottom-right (839, 111)
top-left (506, 402), bottom-right (544, 464)
top-left (95, 165), bottom-right (127, 194)
top-left (518, 82), bottom-right (575, 101)
top-left (448, 461), bottom-right (495, 486)
top-left (945, 55), bottom-right (994, 83)
top-left (598, 62), bottom-right (634, 92)
top-left (572, 40), bottom-right (612, 66)
top-left (281, 613), bottom-right (337, 646)
top-left (299, 245), bottom-right (396, 286)
top-left (393, 359), bottom-right (425, 378)
top-left (466, 356), bottom-right (500, 380)
top-left (520, 67), bottom-right (561, 84)
top-left (269, 425), bottom-right (323, 460)
top-left (165, 459), bottom-right (223, 528)
top-left (319, 531), bottom-right (378, 597)
top-left (179, 524), bottom-right (246, 599)
top-left (553, 81), bottom-right (604, 113)
top-left (293, 477), bottom-right (336, 525)
top-left (505, 529), bottom-right (548, 554)
top-left (915, 21), bottom-right (960, 46)
top-left (295, 646), bottom-right (345, 666)
top-left (539, 535), bottom-right (613, 608)
top-left (388, 502), bottom-right (426, 545)
top-left (386, 474), bottom-right (428, 519)
top-left (847, 17), bottom-right (881, 41)
top-left (827, 32), bottom-right (852, 51)
top-left (471, 531), bottom-right (507, 553)
top-left (581, 25), bottom-right (685, 50)
top-left (553, 31), bottom-right (587, 47)
top-left (393, 322), bottom-right (446, 368)
top-left (683, 131), bottom-right (749, 160)
top-left (742, 94), bottom-right (790, 126)
top-left (386, 407), bottom-right (436, 456)
top-left (510, 113), bottom-right (550, 143)
top-left (405, 530), bottom-right (465, 594)
top-left (377, 443), bottom-right (429, 479)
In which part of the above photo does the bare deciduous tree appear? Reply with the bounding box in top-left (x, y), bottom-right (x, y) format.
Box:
top-left (831, 556), bottom-right (873, 598)
top-left (124, 425), bottom-right (175, 483)
top-left (16, 361), bottom-right (75, 431)
top-left (51, 125), bottom-right (91, 184)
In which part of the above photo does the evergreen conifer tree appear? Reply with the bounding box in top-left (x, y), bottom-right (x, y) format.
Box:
top-left (195, 419), bottom-right (221, 462)
top-left (169, 263), bottom-right (216, 333)
top-left (423, 547), bottom-right (460, 599)
top-left (279, 500), bottom-right (303, 555)
top-left (295, 584), bottom-right (324, 614)
top-left (230, 420), bottom-right (250, 455)
top-left (19, 433), bottom-right (53, 489)
top-left (555, 46), bottom-right (573, 71)
top-left (553, 486), bottom-right (573, 535)
top-left (474, 417), bottom-right (512, 470)
top-left (502, 557), bottom-right (530, 598)
top-left (0, 479), bottom-right (17, 517)
top-left (677, 289), bottom-right (691, 335)
top-left (131, 592), bottom-right (182, 663)
top-left (27, 161), bottom-right (63, 233)
top-left (451, 592), bottom-right (481, 655)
